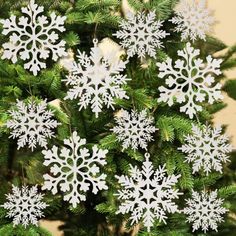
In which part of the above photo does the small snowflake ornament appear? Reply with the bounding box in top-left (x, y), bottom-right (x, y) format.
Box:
top-left (6, 99), bottom-right (60, 151)
top-left (111, 109), bottom-right (157, 150)
top-left (0, 0), bottom-right (67, 75)
top-left (114, 11), bottom-right (169, 58)
top-left (157, 43), bottom-right (223, 119)
top-left (1, 185), bottom-right (48, 228)
top-left (178, 124), bottom-right (232, 175)
top-left (64, 39), bottom-right (130, 118)
top-left (42, 131), bottom-right (108, 208)
top-left (170, 0), bottom-right (214, 41)
top-left (183, 190), bottom-right (228, 233)
top-left (115, 153), bottom-right (182, 232)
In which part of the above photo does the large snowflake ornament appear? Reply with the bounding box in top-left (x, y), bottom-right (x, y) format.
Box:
top-left (6, 99), bottom-right (60, 151)
top-left (178, 125), bottom-right (232, 175)
top-left (111, 109), bottom-right (157, 150)
top-left (0, 0), bottom-right (67, 75)
top-left (42, 131), bottom-right (108, 208)
top-left (170, 0), bottom-right (214, 41)
top-left (113, 11), bottom-right (169, 58)
top-left (183, 190), bottom-right (228, 232)
top-left (157, 43), bottom-right (223, 119)
top-left (115, 153), bottom-right (182, 232)
top-left (64, 39), bottom-right (130, 118)
top-left (1, 185), bottom-right (48, 228)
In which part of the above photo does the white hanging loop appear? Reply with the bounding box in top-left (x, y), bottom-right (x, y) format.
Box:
top-left (93, 38), bottom-right (98, 47)
top-left (145, 152), bottom-right (150, 160)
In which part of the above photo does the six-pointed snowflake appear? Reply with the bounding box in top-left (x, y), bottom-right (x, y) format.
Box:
top-left (114, 11), bottom-right (169, 58)
top-left (42, 131), bottom-right (108, 207)
top-left (178, 124), bottom-right (232, 175)
top-left (64, 39), bottom-right (130, 118)
top-left (1, 185), bottom-right (48, 228)
top-left (170, 0), bottom-right (214, 41)
top-left (157, 43), bottom-right (223, 119)
top-left (183, 190), bottom-right (228, 232)
top-left (115, 153), bottom-right (182, 232)
top-left (111, 109), bottom-right (157, 150)
top-left (0, 0), bottom-right (67, 75)
top-left (6, 99), bottom-right (60, 151)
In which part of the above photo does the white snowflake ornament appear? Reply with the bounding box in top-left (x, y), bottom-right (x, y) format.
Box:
top-left (178, 125), bottom-right (232, 175)
top-left (64, 39), bottom-right (130, 118)
top-left (111, 109), bottom-right (157, 150)
top-left (42, 131), bottom-right (108, 208)
top-left (0, 0), bottom-right (67, 75)
top-left (170, 0), bottom-right (214, 41)
top-left (183, 190), bottom-right (228, 232)
top-left (114, 11), bottom-right (169, 58)
top-left (115, 153), bottom-right (182, 232)
top-left (157, 43), bottom-right (223, 119)
top-left (1, 185), bottom-right (48, 228)
top-left (6, 99), bottom-right (60, 151)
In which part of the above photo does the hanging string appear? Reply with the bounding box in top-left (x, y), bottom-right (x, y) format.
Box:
top-left (195, 113), bottom-right (201, 126)
top-left (61, 101), bottom-right (75, 155)
top-left (93, 22), bottom-right (99, 41)
top-left (93, 0), bottom-right (102, 40)
top-left (27, 78), bottom-right (35, 104)
top-left (21, 162), bottom-right (26, 186)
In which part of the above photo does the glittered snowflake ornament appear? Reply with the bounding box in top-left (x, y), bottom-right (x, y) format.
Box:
top-left (111, 109), bottom-right (157, 150)
top-left (183, 190), bottom-right (228, 232)
top-left (114, 11), bottom-right (169, 58)
top-left (42, 131), bottom-right (108, 207)
top-left (157, 43), bottom-right (223, 119)
top-left (64, 39), bottom-right (130, 118)
top-left (6, 99), bottom-right (60, 151)
top-left (1, 185), bottom-right (48, 228)
top-left (170, 0), bottom-right (214, 41)
top-left (0, 0), bottom-right (67, 75)
top-left (115, 153), bottom-right (182, 232)
top-left (179, 125), bottom-right (232, 175)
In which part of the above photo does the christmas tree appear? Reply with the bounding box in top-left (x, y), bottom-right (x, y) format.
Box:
top-left (0, 0), bottom-right (236, 235)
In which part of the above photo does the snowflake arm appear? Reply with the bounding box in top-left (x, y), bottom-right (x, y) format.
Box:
top-left (42, 131), bottom-right (108, 208)
top-left (111, 109), bottom-right (158, 151)
top-left (115, 153), bottom-right (182, 232)
top-left (64, 41), bottom-right (130, 118)
top-left (157, 43), bottom-right (223, 119)
top-left (6, 99), bottom-right (60, 151)
top-left (114, 11), bottom-right (169, 58)
top-left (178, 125), bottom-right (232, 175)
top-left (0, 0), bottom-right (67, 75)
top-left (183, 190), bottom-right (228, 232)
top-left (170, 0), bottom-right (214, 41)
top-left (1, 185), bottom-right (48, 228)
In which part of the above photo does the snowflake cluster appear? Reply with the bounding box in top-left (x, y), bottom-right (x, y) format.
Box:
top-left (0, 1), bottom-right (231, 233)
top-left (1, 185), bottom-right (48, 228)
top-left (111, 109), bottom-right (157, 150)
top-left (115, 153), bottom-right (182, 232)
top-left (170, 0), bottom-right (214, 41)
top-left (157, 43), bottom-right (223, 119)
top-left (0, 0), bottom-right (67, 75)
top-left (179, 125), bottom-right (232, 175)
top-left (42, 131), bottom-right (108, 208)
top-left (183, 190), bottom-right (228, 232)
top-left (6, 99), bottom-right (60, 151)
top-left (114, 11), bottom-right (169, 58)
top-left (64, 39), bottom-right (130, 118)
